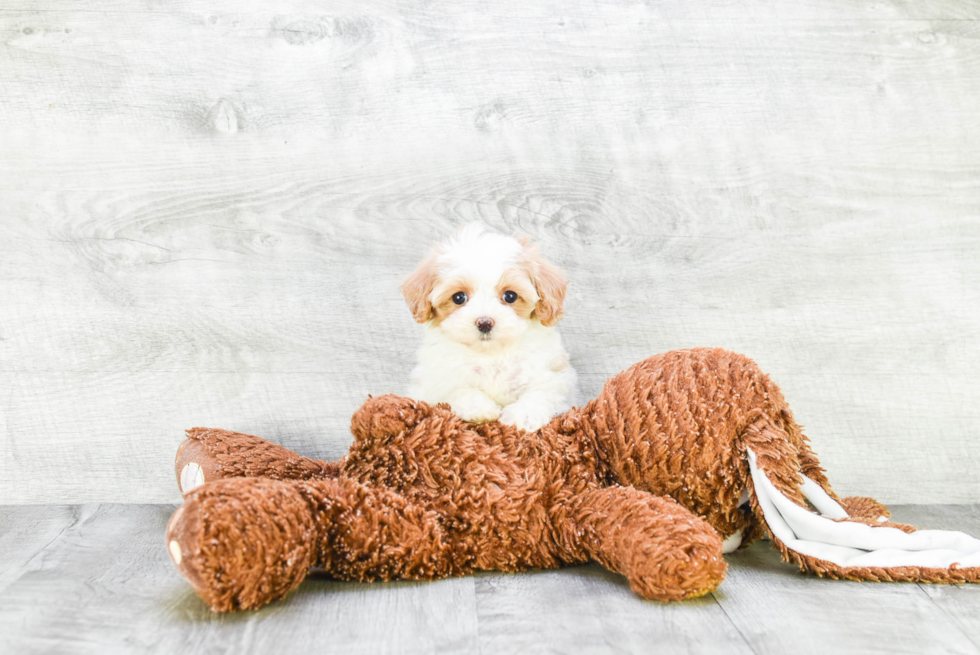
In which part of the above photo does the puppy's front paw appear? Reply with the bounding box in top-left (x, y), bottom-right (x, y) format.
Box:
top-left (499, 403), bottom-right (554, 432)
top-left (451, 393), bottom-right (502, 424)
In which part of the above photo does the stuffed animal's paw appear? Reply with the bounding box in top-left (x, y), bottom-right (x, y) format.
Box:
top-left (625, 531), bottom-right (726, 601)
top-left (166, 478), bottom-right (317, 611)
top-left (621, 498), bottom-right (727, 601)
top-left (573, 489), bottom-right (727, 602)
top-left (175, 437), bottom-right (215, 495)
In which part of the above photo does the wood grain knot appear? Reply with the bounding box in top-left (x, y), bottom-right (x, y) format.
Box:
top-left (207, 98), bottom-right (238, 134)
top-left (269, 16), bottom-right (374, 47)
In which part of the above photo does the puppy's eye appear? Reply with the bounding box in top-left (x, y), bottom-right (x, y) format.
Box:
top-left (502, 290), bottom-right (518, 304)
top-left (452, 292), bottom-right (468, 305)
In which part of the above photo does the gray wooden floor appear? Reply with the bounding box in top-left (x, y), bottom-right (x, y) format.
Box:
top-left (1, 504), bottom-right (978, 654)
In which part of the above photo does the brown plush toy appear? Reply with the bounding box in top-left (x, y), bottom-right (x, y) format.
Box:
top-left (166, 348), bottom-right (980, 612)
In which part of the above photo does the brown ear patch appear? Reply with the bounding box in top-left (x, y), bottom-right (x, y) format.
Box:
top-left (519, 243), bottom-right (568, 327)
top-left (430, 277), bottom-right (475, 324)
top-left (495, 268), bottom-right (539, 319)
top-left (400, 252), bottom-right (441, 323)
top-left (512, 231), bottom-right (533, 247)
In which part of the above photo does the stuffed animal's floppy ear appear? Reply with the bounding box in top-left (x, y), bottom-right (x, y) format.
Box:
top-left (400, 253), bottom-right (440, 323)
top-left (522, 242), bottom-right (568, 327)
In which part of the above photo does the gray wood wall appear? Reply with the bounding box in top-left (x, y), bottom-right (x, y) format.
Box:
top-left (2, 0), bottom-right (978, 505)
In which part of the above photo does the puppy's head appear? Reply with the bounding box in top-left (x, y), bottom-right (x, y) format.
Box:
top-left (400, 224), bottom-right (567, 349)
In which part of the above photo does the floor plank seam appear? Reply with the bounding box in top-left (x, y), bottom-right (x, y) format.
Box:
top-left (708, 589), bottom-right (761, 655)
top-left (0, 504), bottom-right (90, 596)
top-left (913, 582), bottom-right (980, 655)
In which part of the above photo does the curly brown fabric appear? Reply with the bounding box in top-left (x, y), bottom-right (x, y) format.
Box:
top-left (840, 495), bottom-right (891, 521)
top-left (166, 348), bottom-right (978, 612)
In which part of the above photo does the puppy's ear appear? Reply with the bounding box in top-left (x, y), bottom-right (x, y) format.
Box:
top-left (512, 231), bottom-right (532, 247)
top-left (522, 243), bottom-right (568, 327)
top-left (400, 253), bottom-right (440, 323)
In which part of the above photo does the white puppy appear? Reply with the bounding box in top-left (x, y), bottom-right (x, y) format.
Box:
top-left (401, 224), bottom-right (577, 431)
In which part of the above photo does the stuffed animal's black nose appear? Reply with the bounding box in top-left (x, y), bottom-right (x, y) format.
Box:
top-left (476, 317), bottom-right (495, 333)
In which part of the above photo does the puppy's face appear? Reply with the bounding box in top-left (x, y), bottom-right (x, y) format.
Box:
top-left (401, 226), bottom-right (567, 349)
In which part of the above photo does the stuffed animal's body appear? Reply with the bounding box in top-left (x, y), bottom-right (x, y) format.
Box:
top-left (166, 348), bottom-right (980, 611)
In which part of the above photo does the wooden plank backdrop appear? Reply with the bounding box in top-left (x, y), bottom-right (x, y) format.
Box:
top-left (1, 0), bottom-right (978, 504)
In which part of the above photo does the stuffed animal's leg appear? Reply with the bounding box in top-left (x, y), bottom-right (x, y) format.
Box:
top-left (166, 477), bottom-right (453, 611)
top-left (175, 427), bottom-right (341, 495)
top-left (566, 486), bottom-right (726, 601)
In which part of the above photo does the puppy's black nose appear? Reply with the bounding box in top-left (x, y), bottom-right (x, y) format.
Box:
top-left (476, 317), bottom-right (495, 333)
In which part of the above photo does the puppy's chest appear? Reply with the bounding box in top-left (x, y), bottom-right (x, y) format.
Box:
top-left (467, 356), bottom-right (535, 405)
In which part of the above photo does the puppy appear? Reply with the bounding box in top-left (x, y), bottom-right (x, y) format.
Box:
top-left (400, 224), bottom-right (577, 431)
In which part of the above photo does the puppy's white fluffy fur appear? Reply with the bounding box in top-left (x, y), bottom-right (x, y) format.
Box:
top-left (401, 224), bottom-right (577, 431)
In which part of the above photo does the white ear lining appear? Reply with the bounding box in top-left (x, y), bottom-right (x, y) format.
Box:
top-left (799, 475), bottom-right (849, 519)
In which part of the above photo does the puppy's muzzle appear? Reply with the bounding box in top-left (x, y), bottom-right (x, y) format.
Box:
top-left (476, 317), bottom-right (495, 334)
